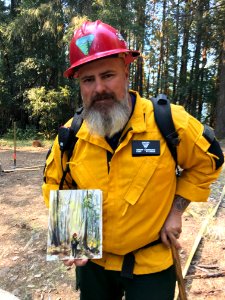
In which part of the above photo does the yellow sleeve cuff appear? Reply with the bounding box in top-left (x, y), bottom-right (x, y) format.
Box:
top-left (176, 178), bottom-right (210, 202)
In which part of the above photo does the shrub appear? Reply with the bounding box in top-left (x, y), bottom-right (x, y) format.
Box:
top-left (3, 126), bottom-right (38, 140)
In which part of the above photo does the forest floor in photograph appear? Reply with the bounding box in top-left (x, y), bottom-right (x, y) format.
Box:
top-left (0, 142), bottom-right (225, 300)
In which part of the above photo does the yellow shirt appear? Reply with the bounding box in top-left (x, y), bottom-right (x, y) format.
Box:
top-left (42, 91), bottom-right (222, 274)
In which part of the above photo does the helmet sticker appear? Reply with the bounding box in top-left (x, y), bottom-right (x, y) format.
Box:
top-left (76, 34), bottom-right (95, 56)
top-left (116, 32), bottom-right (125, 42)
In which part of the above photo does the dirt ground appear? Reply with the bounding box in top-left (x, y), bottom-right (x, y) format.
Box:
top-left (0, 144), bottom-right (225, 300)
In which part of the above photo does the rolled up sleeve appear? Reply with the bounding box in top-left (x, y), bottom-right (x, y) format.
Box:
top-left (42, 141), bottom-right (61, 207)
top-left (173, 108), bottom-right (223, 202)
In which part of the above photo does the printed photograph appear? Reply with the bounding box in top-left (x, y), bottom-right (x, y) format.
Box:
top-left (46, 189), bottom-right (102, 261)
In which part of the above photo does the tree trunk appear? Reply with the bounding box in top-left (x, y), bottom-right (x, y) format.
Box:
top-left (177, 0), bottom-right (193, 106)
top-left (156, 0), bottom-right (166, 94)
top-left (132, 0), bottom-right (146, 95)
top-left (172, 0), bottom-right (180, 103)
top-left (163, 28), bottom-right (169, 95)
top-left (215, 33), bottom-right (225, 139)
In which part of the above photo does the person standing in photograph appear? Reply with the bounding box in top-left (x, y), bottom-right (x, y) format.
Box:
top-left (71, 233), bottom-right (80, 258)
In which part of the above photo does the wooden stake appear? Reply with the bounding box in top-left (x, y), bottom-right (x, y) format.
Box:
top-left (3, 166), bottom-right (43, 173)
top-left (186, 271), bottom-right (225, 279)
top-left (13, 121), bottom-right (16, 168)
top-left (171, 243), bottom-right (188, 300)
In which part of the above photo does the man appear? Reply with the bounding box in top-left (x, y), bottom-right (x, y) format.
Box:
top-left (43, 20), bottom-right (224, 300)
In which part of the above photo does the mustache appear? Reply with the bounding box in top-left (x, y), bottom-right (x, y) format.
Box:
top-left (91, 92), bottom-right (116, 102)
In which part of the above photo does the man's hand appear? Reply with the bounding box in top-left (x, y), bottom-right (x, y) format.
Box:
top-left (63, 258), bottom-right (88, 267)
top-left (161, 195), bottom-right (190, 249)
top-left (160, 209), bottom-right (182, 249)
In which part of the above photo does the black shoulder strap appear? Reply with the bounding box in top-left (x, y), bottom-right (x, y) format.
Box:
top-left (67, 106), bottom-right (83, 160)
top-left (150, 94), bottom-right (180, 171)
top-left (70, 107), bottom-right (83, 137)
top-left (59, 107), bottom-right (83, 189)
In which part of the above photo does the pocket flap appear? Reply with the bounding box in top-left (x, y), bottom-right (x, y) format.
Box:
top-left (124, 157), bottom-right (159, 205)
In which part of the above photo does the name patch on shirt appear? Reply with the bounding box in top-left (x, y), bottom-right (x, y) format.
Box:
top-left (132, 140), bottom-right (160, 156)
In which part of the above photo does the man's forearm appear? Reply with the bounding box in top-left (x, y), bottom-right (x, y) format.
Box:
top-left (160, 195), bottom-right (190, 248)
top-left (172, 195), bottom-right (191, 213)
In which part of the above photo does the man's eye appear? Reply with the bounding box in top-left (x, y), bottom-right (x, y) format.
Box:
top-left (83, 78), bottom-right (93, 83)
top-left (103, 73), bottom-right (114, 79)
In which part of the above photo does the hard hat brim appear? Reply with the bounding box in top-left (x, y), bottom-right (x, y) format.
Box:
top-left (64, 49), bottom-right (140, 78)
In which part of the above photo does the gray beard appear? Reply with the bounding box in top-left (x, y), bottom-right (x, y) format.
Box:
top-left (83, 95), bottom-right (131, 138)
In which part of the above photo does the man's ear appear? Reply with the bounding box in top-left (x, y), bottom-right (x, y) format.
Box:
top-left (124, 64), bottom-right (130, 80)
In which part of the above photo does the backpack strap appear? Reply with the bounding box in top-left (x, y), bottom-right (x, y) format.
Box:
top-left (59, 107), bottom-right (83, 189)
top-left (70, 107), bottom-right (83, 135)
top-left (121, 237), bottom-right (162, 278)
top-left (150, 94), bottom-right (180, 173)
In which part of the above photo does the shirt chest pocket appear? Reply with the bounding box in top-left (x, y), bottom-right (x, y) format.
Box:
top-left (122, 155), bottom-right (160, 215)
top-left (69, 161), bottom-right (99, 189)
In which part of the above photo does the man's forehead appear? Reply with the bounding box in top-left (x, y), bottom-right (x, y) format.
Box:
top-left (78, 57), bottom-right (125, 77)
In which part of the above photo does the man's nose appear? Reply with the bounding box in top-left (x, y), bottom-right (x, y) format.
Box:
top-left (94, 78), bottom-right (106, 93)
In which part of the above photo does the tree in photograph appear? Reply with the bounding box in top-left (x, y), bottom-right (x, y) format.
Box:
top-left (50, 190), bottom-right (61, 247)
top-left (81, 190), bottom-right (94, 249)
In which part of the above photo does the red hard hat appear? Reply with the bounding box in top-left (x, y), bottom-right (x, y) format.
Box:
top-left (64, 20), bottom-right (140, 78)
